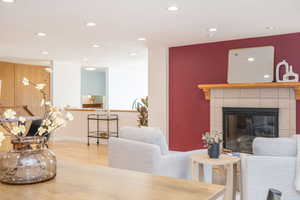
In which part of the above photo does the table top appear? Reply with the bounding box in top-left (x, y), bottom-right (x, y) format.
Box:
top-left (0, 161), bottom-right (225, 200)
top-left (191, 154), bottom-right (240, 166)
top-left (88, 114), bottom-right (118, 120)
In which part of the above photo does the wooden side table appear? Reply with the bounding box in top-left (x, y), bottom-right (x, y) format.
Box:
top-left (191, 154), bottom-right (240, 200)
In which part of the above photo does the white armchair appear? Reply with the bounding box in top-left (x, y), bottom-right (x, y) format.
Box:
top-left (108, 127), bottom-right (207, 179)
top-left (241, 137), bottom-right (300, 200)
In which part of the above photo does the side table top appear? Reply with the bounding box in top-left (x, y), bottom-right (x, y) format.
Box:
top-left (191, 154), bottom-right (240, 166)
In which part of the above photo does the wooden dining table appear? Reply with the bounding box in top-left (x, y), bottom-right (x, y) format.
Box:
top-left (0, 161), bottom-right (225, 200)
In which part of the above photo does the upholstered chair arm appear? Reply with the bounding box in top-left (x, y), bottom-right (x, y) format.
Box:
top-left (108, 137), bottom-right (162, 174)
top-left (159, 149), bottom-right (207, 179)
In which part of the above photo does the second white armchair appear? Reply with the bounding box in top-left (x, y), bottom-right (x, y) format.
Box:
top-left (108, 127), bottom-right (207, 180)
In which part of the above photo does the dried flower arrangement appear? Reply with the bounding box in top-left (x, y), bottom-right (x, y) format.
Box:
top-left (0, 77), bottom-right (73, 147)
top-left (202, 131), bottom-right (223, 146)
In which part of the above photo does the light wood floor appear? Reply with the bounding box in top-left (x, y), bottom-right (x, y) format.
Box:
top-left (50, 141), bottom-right (108, 166)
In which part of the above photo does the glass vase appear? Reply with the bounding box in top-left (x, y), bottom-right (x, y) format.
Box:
top-left (0, 136), bottom-right (56, 184)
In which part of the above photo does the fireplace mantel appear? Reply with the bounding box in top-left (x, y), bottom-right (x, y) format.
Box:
top-left (197, 82), bottom-right (300, 100)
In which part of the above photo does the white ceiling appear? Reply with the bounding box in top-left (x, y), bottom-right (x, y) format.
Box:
top-left (0, 0), bottom-right (299, 68)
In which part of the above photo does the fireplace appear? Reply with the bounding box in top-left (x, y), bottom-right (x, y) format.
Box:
top-left (223, 107), bottom-right (279, 153)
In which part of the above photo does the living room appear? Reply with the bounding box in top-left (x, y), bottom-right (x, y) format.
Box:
top-left (0, 0), bottom-right (300, 200)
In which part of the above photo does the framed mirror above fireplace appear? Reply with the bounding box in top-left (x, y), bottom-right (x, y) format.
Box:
top-left (223, 107), bottom-right (279, 154)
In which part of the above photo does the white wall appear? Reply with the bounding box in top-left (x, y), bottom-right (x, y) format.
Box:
top-left (108, 65), bottom-right (148, 110)
top-left (52, 60), bottom-right (148, 110)
top-left (148, 45), bottom-right (169, 139)
top-left (52, 61), bottom-right (81, 107)
top-left (54, 110), bottom-right (139, 143)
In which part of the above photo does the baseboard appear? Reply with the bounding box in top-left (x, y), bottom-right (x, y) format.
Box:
top-left (53, 136), bottom-right (108, 144)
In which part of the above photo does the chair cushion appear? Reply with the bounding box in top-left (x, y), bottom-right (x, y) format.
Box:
top-left (253, 137), bottom-right (296, 157)
top-left (119, 127), bottom-right (169, 155)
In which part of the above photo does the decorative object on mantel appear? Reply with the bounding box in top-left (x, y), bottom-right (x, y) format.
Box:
top-left (197, 82), bottom-right (300, 100)
top-left (228, 46), bottom-right (274, 83)
top-left (0, 77), bottom-right (74, 185)
top-left (276, 60), bottom-right (299, 82)
top-left (132, 96), bottom-right (148, 127)
top-left (202, 131), bottom-right (223, 159)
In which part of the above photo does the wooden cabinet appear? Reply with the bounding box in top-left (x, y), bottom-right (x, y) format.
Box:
top-left (0, 62), bottom-right (15, 107)
top-left (0, 61), bottom-right (51, 117)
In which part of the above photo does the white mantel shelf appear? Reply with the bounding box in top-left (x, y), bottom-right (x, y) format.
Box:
top-left (197, 82), bottom-right (300, 100)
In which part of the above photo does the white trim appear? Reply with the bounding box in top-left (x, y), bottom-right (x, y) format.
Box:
top-left (148, 45), bottom-right (169, 144)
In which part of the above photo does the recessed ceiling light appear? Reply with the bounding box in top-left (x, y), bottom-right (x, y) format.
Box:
top-left (92, 44), bottom-right (100, 48)
top-left (167, 6), bottom-right (179, 11)
top-left (41, 51), bottom-right (49, 55)
top-left (138, 38), bottom-right (146, 41)
top-left (86, 22), bottom-right (96, 27)
top-left (1, 0), bottom-right (15, 3)
top-left (36, 32), bottom-right (46, 37)
top-left (248, 57), bottom-right (255, 62)
top-left (208, 28), bottom-right (217, 32)
top-left (130, 53), bottom-right (137, 56)
top-left (85, 67), bottom-right (96, 71)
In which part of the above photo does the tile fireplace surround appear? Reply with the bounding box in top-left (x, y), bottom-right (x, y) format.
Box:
top-left (210, 88), bottom-right (296, 137)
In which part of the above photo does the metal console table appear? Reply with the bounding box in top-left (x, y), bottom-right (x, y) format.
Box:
top-left (87, 114), bottom-right (119, 145)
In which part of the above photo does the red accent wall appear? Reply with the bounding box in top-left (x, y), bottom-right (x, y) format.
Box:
top-left (169, 33), bottom-right (300, 151)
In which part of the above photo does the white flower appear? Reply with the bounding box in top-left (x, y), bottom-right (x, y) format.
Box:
top-left (4, 109), bottom-right (16, 119)
top-left (65, 112), bottom-right (74, 121)
top-left (11, 126), bottom-right (21, 135)
top-left (19, 117), bottom-right (26, 123)
top-left (35, 83), bottom-right (45, 90)
top-left (10, 125), bottom-right (26, 136)
top-left (22, 77), bottom-right (29, 86)
top-left (20, 125), bottom-right (26, 133)
top-left (202, 131), bottom-right (223, 145)
top-left (38, 127), bottom-right (47, 136)
top-left (0, 132), bottom-right (5, 147)
top-left (42, 119), bottom-right (52, 126)
top-left (47, 125), bottom-right (55, 132)
top-left (55, 118), bottom-right (66, 126)
top-left (41, 99), bottom-right (45, 106)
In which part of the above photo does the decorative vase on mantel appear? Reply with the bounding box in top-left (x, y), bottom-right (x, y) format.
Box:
top-left (0, 136), bottom-right (56, 185)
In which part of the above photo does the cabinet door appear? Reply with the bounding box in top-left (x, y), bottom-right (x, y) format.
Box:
top-left (0, 62), bottom-right (15, 107)
top-left (14, 64), bottom-right (51, 117)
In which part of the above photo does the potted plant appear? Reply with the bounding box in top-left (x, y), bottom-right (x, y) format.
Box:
top-left (202, 131), bottom-right (223, 159)
top-left (132, 96), bottom-right (148, 127)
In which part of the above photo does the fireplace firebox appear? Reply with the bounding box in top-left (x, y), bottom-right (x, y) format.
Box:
top-left (223, 107), bottom-right (279, 153)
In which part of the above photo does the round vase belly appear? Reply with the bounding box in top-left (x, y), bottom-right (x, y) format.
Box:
top-left (0, 136), bottom-right (56, 185)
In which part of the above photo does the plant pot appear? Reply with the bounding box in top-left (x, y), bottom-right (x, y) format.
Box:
top-left (0, 136), bottom-right (56, 185)
top-left (208, 143), bottom-right (220, 159)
